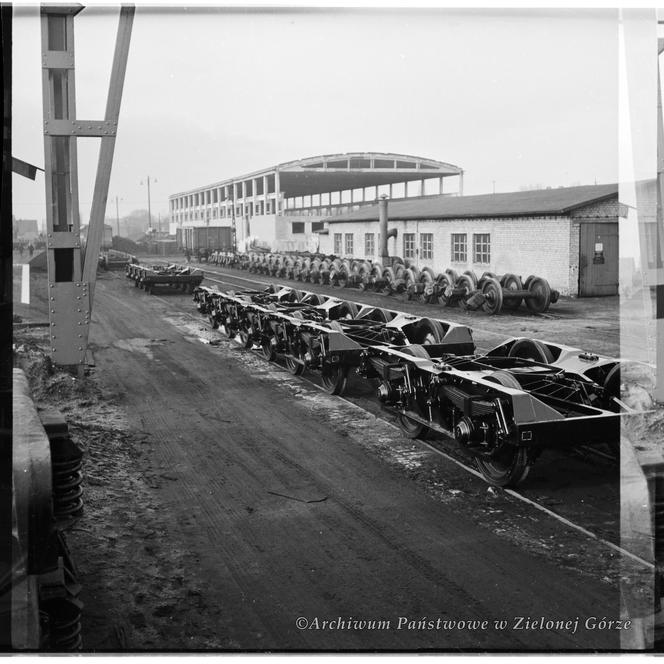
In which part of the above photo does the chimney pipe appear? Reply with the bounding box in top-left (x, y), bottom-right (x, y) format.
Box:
top-left (379, 195), bottom-right (389, 263)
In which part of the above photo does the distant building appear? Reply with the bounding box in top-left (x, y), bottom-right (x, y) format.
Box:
top-left (323, 183), bottom-right (625, 297)
top-left (13, 218), bottom-right (39, 242)
top-left (169, 152), bottom-right (464, 253)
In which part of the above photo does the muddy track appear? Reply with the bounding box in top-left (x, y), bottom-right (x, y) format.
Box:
top-left (176, 265), bottom-right (622, 541)
top-left (67, 271), bottom-right (630, 651)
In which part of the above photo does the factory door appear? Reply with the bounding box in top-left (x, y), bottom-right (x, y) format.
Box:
top-left (578, 221), bottom-right (618, 296)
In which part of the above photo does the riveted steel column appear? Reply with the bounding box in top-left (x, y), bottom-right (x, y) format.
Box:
top-left (41, 4), bottom-right (134, 368)
top-left (41, 5), bottom-right (85, 368)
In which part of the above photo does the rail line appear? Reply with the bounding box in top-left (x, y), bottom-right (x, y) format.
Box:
top-left (198, 264), bottom-right (658, 362)
top-left (125, 276), bottom-right (652, 575)
top-left (116, 268), bottom-right (653, 572)
top-left (199, 268), bottom-right (508, 344)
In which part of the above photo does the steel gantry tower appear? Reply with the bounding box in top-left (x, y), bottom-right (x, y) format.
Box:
top-left (40, 4), bottom-right (134, 370)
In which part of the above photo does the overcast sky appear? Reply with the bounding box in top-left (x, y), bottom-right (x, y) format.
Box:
top-left (12, 6), bottom-right (620, 226)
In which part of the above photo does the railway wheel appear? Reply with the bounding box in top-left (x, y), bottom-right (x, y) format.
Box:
top-left (400, 344), bottom-right (430, 359)
top-left (300, 292), bottom-right (324, 306)
top-left (507, 338), bottom-right (554, 363)
top-left (475, 447), bottom-right (531, 487)
top-left (525, 277), bottom-right (552, 314)
top-left (261, 333), bottom-right (277, 361)
top-left (412, 318), bottom-right (445, 345)
top-left (209, 315), bottom-right (219, 330)
top-left (481, 277), bottom-right (504, 315)
top-left (285, 351), bottom-right (305, 376)
top-left (357, 307), bottom-right (392, 323)
top-left (463, 270), bottom-right (478, 289)
top-left (381, 267), bottom-right (396, 292)
top-left (397, 412), bottom-right (427, 439)
top-left (476, 370), bottom-right (531, 486)
top-left (444, 268), bottom-right (459, 285)
top-left (396, 345), bottom-right (430, 438)
top-left (435, 274), bottom-right (452, 306)
top-left (321, 364), bottom-right (349, 395)
top-left (335, 300), bottom-right (359, 319)
top-left (456, 274), bottom-right (476, 310)
top-left (238, 325), bottom-right (254, 349)
top-left (500, 274), bottom-right (523, 311)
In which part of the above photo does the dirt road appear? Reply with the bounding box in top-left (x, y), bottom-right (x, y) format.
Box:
top-left (49, 270), bottom-right (626, 652)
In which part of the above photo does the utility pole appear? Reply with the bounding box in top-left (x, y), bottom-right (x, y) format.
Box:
top-left (147, 176), bottom-right (152, 230)
top-left (142, 175), bottom-right (155, 232)
top-left (115, 196), bottom-right (120, 237)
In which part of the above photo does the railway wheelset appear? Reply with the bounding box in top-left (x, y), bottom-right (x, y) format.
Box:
top-left (193, 282), bottom-right (634, 488)
top-left (209, 251), bottom-right (559, 316)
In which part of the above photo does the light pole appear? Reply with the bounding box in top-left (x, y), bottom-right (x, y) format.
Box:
top-left (141, 176), bottom-right (157, 233)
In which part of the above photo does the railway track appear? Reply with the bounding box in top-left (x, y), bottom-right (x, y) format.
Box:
top-left (175, 295), bottom-right (649, 572)
top-left (119, 264), bottom-right (658, 580)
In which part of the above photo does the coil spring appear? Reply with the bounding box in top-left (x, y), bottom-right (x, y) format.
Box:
top-left (41, 597), bottom-right (83, 651)
top-left (51, 440), bottom-right (84, 523)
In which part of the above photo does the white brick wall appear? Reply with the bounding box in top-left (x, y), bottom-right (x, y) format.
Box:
top-left (326, 216), bottom-right (579, 295)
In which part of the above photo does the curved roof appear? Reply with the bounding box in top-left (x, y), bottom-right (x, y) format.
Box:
top-left (325, 183), bottom-right (619, 223)
top-left (171, 152), bottom-right (463, 199)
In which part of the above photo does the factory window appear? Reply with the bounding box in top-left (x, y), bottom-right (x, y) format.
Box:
top-left (451, 233), bottom-right (467, 262)
top-left (334, 233), bottom-right (343, 254)
top-left (403, 233), bottom-right (416, 259)
top-left (365, 233), bottom-right (375, 257)
top-left (420, 233), bottom-right (433, 260)
top-left (292, 222), bottom-right (305, 234)
top-left (311, 221), bottom-right (325, 232)
top-left (473, 233), bottom-right (491, 264)
top-left (345, 233), bottom-right (354, 256)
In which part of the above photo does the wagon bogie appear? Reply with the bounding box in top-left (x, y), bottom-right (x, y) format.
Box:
top-left (190, 281), bottom-right (630, 488)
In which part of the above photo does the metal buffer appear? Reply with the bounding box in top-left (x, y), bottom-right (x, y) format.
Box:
top-left (40, 4), bottom-right (134, 369)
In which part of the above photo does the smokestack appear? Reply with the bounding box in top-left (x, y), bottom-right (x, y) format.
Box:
top-left (379, 194), bottom-right (397, 264)
top-left (379, 195), bottom-right (389, 263)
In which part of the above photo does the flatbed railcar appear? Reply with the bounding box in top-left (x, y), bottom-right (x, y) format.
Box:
top-left (192, 283), bottom-right (639, 487)
top-left (126, 263), bottom-right (204, 294)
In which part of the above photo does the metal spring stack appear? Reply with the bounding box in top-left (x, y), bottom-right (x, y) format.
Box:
top-left (38, 409), bottom-right (84, 650)
top-left (39, 409), bottom-right (84, 524)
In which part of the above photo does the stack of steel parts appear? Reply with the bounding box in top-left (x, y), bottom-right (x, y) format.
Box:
top-left (192, 283), bottom-right (636, 488)
top-left (126, 263), bottom-right (204, 295)
top-left (208, 251), bottom-right (559, 315)
top-left (98, 250), bottom-right (138, 271)
top-left (11, 370), bottom-right (84, 651)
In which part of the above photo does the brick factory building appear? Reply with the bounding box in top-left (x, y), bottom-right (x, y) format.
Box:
top-left (169, 152), bottom-right (464, 254)
top-left (322, 184), bottom-right (624, 297)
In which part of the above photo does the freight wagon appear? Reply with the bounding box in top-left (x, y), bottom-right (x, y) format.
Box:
top-left (179, 226), bottom-right (233, 253)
